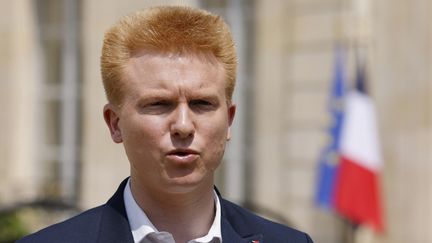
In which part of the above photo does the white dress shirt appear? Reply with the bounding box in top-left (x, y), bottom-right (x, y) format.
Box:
top-left (124, 179), bottom-right (222, 243)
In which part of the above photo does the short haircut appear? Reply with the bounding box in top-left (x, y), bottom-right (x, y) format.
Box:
top-left (100, 6), bottom-right (237, 105)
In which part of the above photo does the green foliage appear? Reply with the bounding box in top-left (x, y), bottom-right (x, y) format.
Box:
top-left (0, 212), bottom-right (28, 243)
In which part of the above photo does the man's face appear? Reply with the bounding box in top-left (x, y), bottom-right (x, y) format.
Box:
top-left (104, 53), bottom-right (235, 194)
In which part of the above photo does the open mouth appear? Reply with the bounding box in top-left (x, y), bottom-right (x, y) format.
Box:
top-left (173, 151), bottom-right (189, 156)
top-left (166, 149), bottom-right (199, 163)
top-left (168, 149), bottom-right (198, 156)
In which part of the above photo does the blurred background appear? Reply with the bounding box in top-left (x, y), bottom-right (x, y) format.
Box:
top-left (1, 0), bottom-right (431, 242)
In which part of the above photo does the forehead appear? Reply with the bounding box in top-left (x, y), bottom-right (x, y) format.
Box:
top-left (123, 52), bottom-right (226, 93)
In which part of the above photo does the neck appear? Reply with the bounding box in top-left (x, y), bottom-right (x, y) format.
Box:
top-left (130, 179), bottom-right (216, 242)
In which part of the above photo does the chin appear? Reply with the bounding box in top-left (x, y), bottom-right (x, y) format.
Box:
top-left (164, 173), bottom-right (211, 193)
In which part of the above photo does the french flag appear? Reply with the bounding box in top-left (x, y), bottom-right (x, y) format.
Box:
top-left (315, 48), bottom-right (384, 232)
top-left (333, 63), bottom-right (384, 232)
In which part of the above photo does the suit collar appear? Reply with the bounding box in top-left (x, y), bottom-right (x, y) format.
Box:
top-left (97, 178), bottom-right (134, 243)
top-left (221, 216), bottom-right (263, 243)
top-left (96, 179), bottom-right (263, 243)
top-left (216, 188), bottom-right (263, 243)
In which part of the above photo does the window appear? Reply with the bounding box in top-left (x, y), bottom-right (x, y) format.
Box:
top-left (35, 0), bottom-right (81, 204)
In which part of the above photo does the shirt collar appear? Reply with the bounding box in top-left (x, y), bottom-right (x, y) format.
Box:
top-left (123, 179), bottom-right (222, 243)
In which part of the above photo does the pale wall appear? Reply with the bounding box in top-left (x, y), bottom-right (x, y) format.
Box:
top-left (0, 0), bottom-right (40, 206)
top-left (374, 0), bottom-right (432, 242)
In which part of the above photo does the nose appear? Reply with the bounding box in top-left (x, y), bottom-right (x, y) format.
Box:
top-left (170, 104), bottom-right (195, 139)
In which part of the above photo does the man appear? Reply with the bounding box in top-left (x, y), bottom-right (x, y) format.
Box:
top-left (19, 6), bottom-right (313, 243)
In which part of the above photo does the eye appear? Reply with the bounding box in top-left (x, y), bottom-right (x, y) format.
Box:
top-left (190, 99), bottom-right (216, 112)
top-left (149, 101), bottom-right (170, 107)
top-left (191, 100), bottom-right (211, 106)
top-left (138, 100), bottom-right (173, 114)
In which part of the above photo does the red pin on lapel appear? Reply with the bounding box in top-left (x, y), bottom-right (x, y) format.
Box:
top-left (251, 241), bottom-right (260, 243)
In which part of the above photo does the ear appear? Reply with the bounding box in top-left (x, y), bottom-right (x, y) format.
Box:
top-left (226, 104), bottom-right (236, 141)
top-left (103, 104), bottom-right (123, 143)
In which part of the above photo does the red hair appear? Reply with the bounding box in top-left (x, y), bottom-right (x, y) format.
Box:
top-left (101, 6), bottom-right (237, 105)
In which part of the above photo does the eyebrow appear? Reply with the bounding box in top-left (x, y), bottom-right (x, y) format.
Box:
top-left (188, 93), bottom-right (220, 102)
top-left (135, 93), bottom-right (173, 103)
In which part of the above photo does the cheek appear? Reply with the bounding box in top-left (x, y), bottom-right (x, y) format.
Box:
top-left (202, 113), bottom-right (228, 136)
top-left (121, 117), bottom-right (165, 150)
top-left (201, 118), bottom-right (229, 156)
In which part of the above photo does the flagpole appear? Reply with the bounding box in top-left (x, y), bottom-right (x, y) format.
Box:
top-left (341, 219), bottom-right (357, 243)
top-left (336, 2), bottom-right (357, 243)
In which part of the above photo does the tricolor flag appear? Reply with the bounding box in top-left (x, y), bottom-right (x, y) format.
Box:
top-left (315, 48), bottom-right (384, 232)
top-left (333, 63), bottom-right (384, 232)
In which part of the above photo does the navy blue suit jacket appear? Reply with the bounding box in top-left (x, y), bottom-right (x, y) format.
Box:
top-left (18, 179), bottom-right (313, 243)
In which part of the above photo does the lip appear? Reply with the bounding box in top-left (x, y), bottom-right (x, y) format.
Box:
top-left (165, 149), bottom-right (200, 164)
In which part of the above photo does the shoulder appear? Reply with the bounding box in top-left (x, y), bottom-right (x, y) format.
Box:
top-left (220, 199), bottom-right (313, 243)
top-left (17, 205), bottom-right (105, 243)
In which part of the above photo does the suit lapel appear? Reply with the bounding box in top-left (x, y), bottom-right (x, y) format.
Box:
top-left (217, 189), bottom-right (263, 243)
top-left (221, 217), bottom-right (263, 243)
top-left (97, 178), bottom-right (134, 243)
